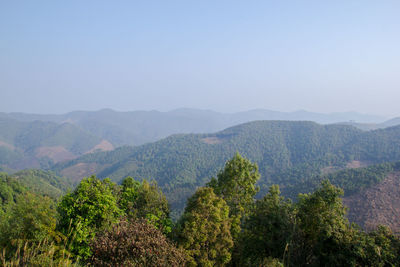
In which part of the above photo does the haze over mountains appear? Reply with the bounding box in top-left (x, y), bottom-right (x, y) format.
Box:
top-left (1, 107), bottom-right (400, 252)
top-left (0, 108), bottom-right (398, 172)
top-left (51, 120), bottom-right (400, 226)
top-left (2, 108), bottom-right (400, 229)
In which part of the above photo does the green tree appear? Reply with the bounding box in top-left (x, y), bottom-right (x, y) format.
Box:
top-left (238, 185), bottom-right (294, 266)
top-left (208, 152), bottom-right (260, 239)
top-left (119, 177), bottom-right (172, 233)
top-left (0, 192), bottom-right (57, 250)
top-left (176, 187), bottom-right (233, 267)
top-left (57, 175), bottom-right (122, 259)
top-left (294, 180), bottom-right (349, 266)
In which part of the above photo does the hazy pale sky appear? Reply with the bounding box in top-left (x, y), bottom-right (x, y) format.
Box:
top-left (1, 1), bottom-right (399, 116)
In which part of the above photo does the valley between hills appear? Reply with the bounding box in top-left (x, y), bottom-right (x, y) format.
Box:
top-left (1, 109), bottom-right (400, 230)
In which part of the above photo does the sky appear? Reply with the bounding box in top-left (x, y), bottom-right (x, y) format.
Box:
top-left (1, 1), bottom-right (399, 116)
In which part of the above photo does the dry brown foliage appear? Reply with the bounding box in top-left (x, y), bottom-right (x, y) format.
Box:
top-left (89, 218), bottom-right (186, 266)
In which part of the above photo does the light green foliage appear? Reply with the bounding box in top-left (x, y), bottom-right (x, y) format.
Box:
top-left (0, 192), bottom-right (58, 251)
top-left (119, 177), bottom-right (172, 233)
top-left (0, 238), bottom-right (80, 267)
top-left (0, 173), bottom-right (26, 209)
top-left (177, 187), bottom-right (233, 267)
top-left (57, 175), bottom-right (122, 259)
top-left (11, 169), bottom-right (72, 200)
top-left (239, 185), bottom-right (294, 265)
top-left (208, 152), bottom-right (260, 239)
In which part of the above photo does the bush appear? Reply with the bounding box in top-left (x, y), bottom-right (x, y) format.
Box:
top-left (89, 218), bottom-right (186, 266)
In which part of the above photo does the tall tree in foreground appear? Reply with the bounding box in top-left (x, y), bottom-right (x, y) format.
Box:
top-left (207, 152), bottom-right (260, 240)
top-left (176, 187), bottom-right (233, 266)
top-left (57, 175), bottom-right (122, 259)
top-left (238, 185), bottom-right (294, 266)
top-left (293, 180), bottom-right (349, 266)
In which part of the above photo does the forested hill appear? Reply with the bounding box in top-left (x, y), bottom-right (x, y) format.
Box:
top-left (52, 121), bottom-right (400, 214)
top-left (0, 169), bottom-right (71, 203)
top-left (0, 117), bottom-right (113, 171)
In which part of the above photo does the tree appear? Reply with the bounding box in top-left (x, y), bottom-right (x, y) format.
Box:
top-left (207, 152), bottom-right (260, 240)
top-left (57, 175), bottom-right (122, 259)
top-left (294, 180), bottom-right (349, 266)
top-left (238, 185), bottom-right (294, 265)
top-left (0, 192), bottom-right (58, 250)
top-left (90, 218), bottom-right (186, 266)
top-left (176, 187), bottom-right (233, 266)
top-left (119, 177), bottom-right (172, 233)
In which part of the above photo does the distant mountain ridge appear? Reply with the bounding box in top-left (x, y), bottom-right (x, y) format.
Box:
top-left (1, 108), bottom-right (398, 172)
top-left (0, 108), bottom-right (390, 148)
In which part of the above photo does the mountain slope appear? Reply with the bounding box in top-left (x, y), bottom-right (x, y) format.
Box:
top-left (0, 117), bottom-right (113, 170)
top-left (11, 169), bottom-right (72, 199)
top-left (0, 108), bottom-right (388, 147)
top-left (53, 121), bottom-right (400, 226)
top-left (53, 121), bottom-right (368, 210)
top-left (343, 171), bottom-right (400, 233)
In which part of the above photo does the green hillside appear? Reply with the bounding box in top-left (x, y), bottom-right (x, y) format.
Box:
top-left (0, 169), bottom-right (70, 210)
top-left (11, 169), bottom-right (72, 199)
top-left (52, 121), bottom-right (365, 210)
top-left (285, 161), bottom-right (400, 199)
top-left (0, 117), bottom-right (104, 170)
top-left (54, 121), bottom-right (400, 215)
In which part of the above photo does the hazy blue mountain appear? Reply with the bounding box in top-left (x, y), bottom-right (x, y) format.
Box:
top-left (0, 108), bottom-right (389, 147)
top-left (336, 116), bottom-right (400, 131)
top-left (0, 117), bottom-right (112, 171)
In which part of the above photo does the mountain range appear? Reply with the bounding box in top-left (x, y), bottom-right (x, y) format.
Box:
top-left (51, 120), bottom-right (400, 224)
top-left (1, 108), bottom-right (400, 230)
top-left (0, 108), bottom-right (397, 171)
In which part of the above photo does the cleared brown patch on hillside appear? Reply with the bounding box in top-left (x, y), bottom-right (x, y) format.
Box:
top-left (85, 140), bottom-right (114, 154)
top-left (60, 162), bottom-right (106, 183)
top-left (343, 172), bottom-right (400, 233)
top-left (346, 160), bottom-right (369, 169)
top-left (35, 146), bottom-right (76, 163)
top-left (201, 137), bottom-right (222, 144)
top-left (321, 166), bottom-right (340, 174)
top-left (0, 140), bottom-right (14, 150)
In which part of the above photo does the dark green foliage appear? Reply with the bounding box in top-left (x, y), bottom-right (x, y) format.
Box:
top-left (89, 218), bottom-right (186, 266)
top-left (57, 175), bottom-right (122, 259)
top-left (208, 152), bottom-right (260, 240)
top-left (293, 181), bottom-right (349, 266)
top-left (176, 187), bottom-right (233, 266)
top-left (52, 121), bottom-right (400, 216)
top-left (237, 180), bottom-right (400, 266)
top-left (287, 161), bottom-right (400, 199)
top-left (238, 185), bottom-right (294, 265)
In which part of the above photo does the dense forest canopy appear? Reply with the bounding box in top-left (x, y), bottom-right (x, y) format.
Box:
top-left (51, 121), bottom-right (400, 216)
top-left (1, 154), bottom-right (400, 266)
